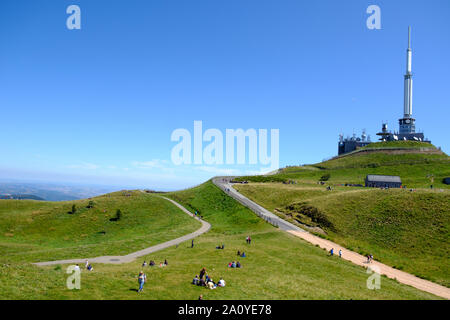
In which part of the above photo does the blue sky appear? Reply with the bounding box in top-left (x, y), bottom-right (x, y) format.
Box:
top-left (0, 0), bottom-right (449, 190)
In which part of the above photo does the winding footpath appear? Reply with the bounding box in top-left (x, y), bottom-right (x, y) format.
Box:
top-left (33, 196), bottom-right (211, 266)
top-left (213, 177), bottom-right (450, 300)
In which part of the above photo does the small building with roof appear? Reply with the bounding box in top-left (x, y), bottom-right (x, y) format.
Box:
top-left (365, 175), bottom-right (402, 188)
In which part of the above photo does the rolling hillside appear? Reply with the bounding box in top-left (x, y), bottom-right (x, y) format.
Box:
top-left (0, 190), bottom-right (201, 264)
top-left (233, 142), bottom-right (450, 287)
top-left (0, 182), bottom-right (439, 299)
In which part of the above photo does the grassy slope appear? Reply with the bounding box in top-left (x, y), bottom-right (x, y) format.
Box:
top-left (0, 190), bottom-right (201, 263)
top-left (0, 182), bottom-right (439, 299)
top-left (239, 149), bottom-right (449, 189)
top-left (234, 183), bottom-right (450, 287)
top-left (361, 141), bottom-right (437, 149)
top-left (233, 147), bottom-right (450, 287)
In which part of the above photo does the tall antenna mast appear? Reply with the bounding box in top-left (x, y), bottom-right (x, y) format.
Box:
top-left (408, 26), bottom-right (411, 49)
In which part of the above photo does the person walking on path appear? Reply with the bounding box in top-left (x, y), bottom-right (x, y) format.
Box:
top-left (339, 249), bottom-right (342, 258)
top-left (138, 271), bottom-right (147, 293)
top-left (330, 248), bottom-right (334, 256)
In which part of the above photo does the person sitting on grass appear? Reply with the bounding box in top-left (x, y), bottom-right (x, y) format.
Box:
top-left (221, 244), bottom-right (224, 249)
top-left (207, 280), bottom-right (216, 290)
top-left (199, 278), bottom-right (206, 287)
top-left (164, 259), bottom-right (168, 266)
top-left (149, 260), bottom-right (155, 266)
top-left (218, 278), bottom-right (226, 287)
top-left (236, 261), bottom-right (241, 268)
top-left (142, 261), bottom-right (147, 267)
top-left (237, 250), bottom-right (241, 256)
top-left (192, 275), bottom-right (199, 285)
top-left (87, 264), bottom-right (93, 271)
top-left (241, 252), bottom-right (246, 258)
top-left (231, 261), bottom-right (236, 268)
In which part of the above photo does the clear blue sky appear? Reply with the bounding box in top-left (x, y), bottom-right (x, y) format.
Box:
top-left (0, 0), bottom-right (449, 190)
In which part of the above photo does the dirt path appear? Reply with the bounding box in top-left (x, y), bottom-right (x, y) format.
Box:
top-left (33, 196), bottom-right (210, 266)
top-left (213, 177), bottom-right (450, 300)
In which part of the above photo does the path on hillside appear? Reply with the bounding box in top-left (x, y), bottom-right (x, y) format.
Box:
top-left (213, 177), bottom-right (450, 300)
top-left (33, 197), bottom-right (211, 266)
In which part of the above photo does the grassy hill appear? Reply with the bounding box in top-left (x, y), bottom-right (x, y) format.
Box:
top-left (0, 190), bottom-right (201, 264)
top-left (0, 182), bottom-right (439, 299)
top-left (232, 144), bottom-right (450, 287)
top-left (237, 142), bottom-right (449, 189)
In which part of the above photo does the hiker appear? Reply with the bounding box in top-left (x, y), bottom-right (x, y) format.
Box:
top-left (366, 255), bottom-right (371, 263)
top-left (138, 271), bottom-right (146, 292)
top-left (142, 261), bottom-right (147, 267)
top-left (199, 267), bottom-right (206, 280)
top-left (192, 275), bottom-right (199, 285)
top-left (339, 249), bottom-right (342, 258)
top-left (236, 261), bottom-right (241, 268)
top-left (218, 278), bottom-right (226, 287)
top-left (330, 248), bottom-right (334, 256)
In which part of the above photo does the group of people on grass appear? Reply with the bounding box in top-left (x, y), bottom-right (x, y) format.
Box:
top-left (329, 248), bottom-right (342, 258)
top-left (142, 259), bottom-right (168, 268)
top-left (227, 261), bottom-right (241, 268)
top-left (192, 267), bottom-right (226, 289)
top-left (236, 250), bottom-right (246, 258)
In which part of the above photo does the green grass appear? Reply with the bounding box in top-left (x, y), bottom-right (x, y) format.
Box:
top-left (236, 146), bottom-right (449, 189)
top-left (0, 182), bottom-right (440, 299)
top-left (0, 190), bottom-right (201, 263)
top-left (360, 141), bottom-right (436, 150)
top-left (234, 183), bottom-right (450, 287)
